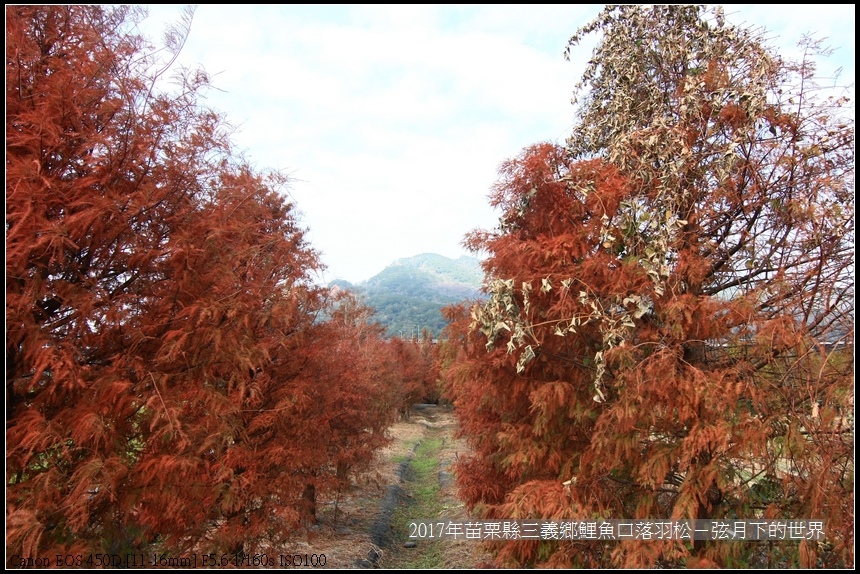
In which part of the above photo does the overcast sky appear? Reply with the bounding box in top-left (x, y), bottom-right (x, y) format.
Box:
top-left (138, 5), bottom-right (855, 284)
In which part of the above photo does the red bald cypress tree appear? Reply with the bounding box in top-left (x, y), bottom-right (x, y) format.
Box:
top-left (7, 5), bottom-right (397, 559)
top-left (448, 141), bottom-right (853, 568)
top-left (445, 7), bottom-right (853, 568)
top-left (285, 290), bottom-right (398, 523)
top-left (389, 335), bottom-right (442, 419)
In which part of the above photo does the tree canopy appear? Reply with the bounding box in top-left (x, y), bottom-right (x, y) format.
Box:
top-left (6, 5), bottom-right (411, 559)
top-left (446, 5), bottom-right (853, 568)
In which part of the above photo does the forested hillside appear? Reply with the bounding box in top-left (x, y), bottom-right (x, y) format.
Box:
top-left (334, 254), bottom-right (485, 338)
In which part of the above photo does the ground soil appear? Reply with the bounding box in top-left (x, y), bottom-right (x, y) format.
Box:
top-left (276, 404), bottom-right (490, 569)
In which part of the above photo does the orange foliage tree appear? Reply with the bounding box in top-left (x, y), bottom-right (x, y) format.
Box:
top-left (7, 5), bottom-right (396, 559)
top-left (389, 335), bottom-right (442, 419)
top-left (288, 290), bottom-right (398, 521)
top-left (444, 6), bottom-right (853, 568)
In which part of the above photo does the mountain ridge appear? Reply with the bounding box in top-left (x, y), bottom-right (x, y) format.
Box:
top-left (332, 253), bottom-right (486, 337)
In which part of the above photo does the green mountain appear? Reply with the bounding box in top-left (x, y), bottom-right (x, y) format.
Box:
top-left (334, 253), bottom-right (486, 338)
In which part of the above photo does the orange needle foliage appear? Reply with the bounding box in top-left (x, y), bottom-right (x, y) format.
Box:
top-left (444, 6), bottom-right (853, 568)
top-left (6, 5), bottom-right (407, 558)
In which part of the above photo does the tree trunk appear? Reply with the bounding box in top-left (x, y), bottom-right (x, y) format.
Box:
top-left (302, 483), bottom-right (317, 524)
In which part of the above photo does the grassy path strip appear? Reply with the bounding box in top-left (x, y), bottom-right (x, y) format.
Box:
top-left (288, 405), bottom-right (485, 568)
top-left (381, 433), bottom-right (448, 569)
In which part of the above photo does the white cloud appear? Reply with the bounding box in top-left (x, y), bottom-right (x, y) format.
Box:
top-left (139, 5), bottom-right (854, 283)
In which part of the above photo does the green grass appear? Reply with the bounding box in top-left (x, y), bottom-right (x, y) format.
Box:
top-left (385, 436), bottom-right (447, 569)
top-left (393, 438), bottom-right (421, 465)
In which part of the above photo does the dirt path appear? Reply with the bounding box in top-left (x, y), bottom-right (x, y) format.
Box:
top-left (278, 404), bottom-right (489, 568)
